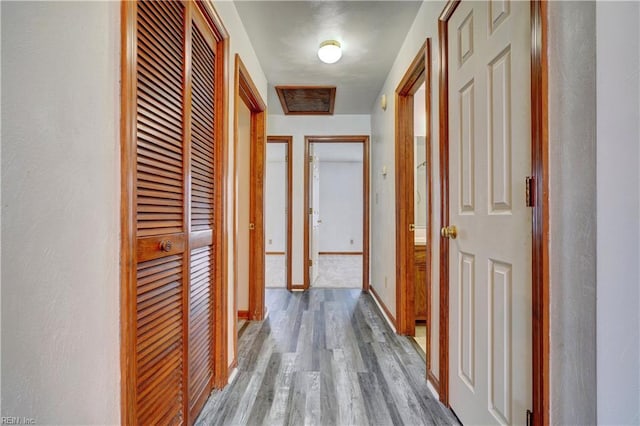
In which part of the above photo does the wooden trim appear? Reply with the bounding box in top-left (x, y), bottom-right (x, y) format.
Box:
top-left (437, 1), bottom-right (549, 417)
top-left (318, 251), bottom-right (363, 255)
top-left (266, 251), bottom-right (286, 255)
top-left (233, 56), bottom-right (266, 394)
top-left (291, 284), bottom-right (306, 290)
top-left (119, 2), bottom-right (137, 423)
top-left (394, 40), bottom-right (430, 340)
top-left (237, 310), bottom-right (250, 320)
top-left (303, 135), bottom-right (370, 291)
top-left (267, 136), bottom-right (293, 291)
top-left (228, 358), bottom-right (238, 371)
top-left (181, 5), bottom-right (193, 421)
top-left (212, 11), bottom-right (229, 391)
top-left (275, 85), bottom-right (336, 115)
top-left (369, 285), bottom-right (397, 328)
top-left (437, 1), bottom-right (460, 406)
top-left (531, 1), bottom-right (549, 425)
top-left (427, 370), bottom-right (441, 395)
top-left (424, 40), bottom-right (434, 385)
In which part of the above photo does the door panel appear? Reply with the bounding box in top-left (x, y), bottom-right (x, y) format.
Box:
top-left (447, 1), bottom-right (531, 424)
top-left (188, 9), bottom-right (216, 419)
top-left (135, 1), bottom-right (186, 423)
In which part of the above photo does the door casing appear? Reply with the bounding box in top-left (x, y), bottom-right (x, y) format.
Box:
top-left (232, 54), bottom-right (266, 368)
top-left (303, 135), bottom-right (370, 291)
top-left (437, 2), bottom-right (549, 425)
top-left (266, 136), bottom-right (293, 291)
top-left (394, 39), bottom-right (434, 361)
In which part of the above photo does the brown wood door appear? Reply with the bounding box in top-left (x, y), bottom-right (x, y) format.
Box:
top-left (187, 6), bottom-right (217, 421)
top-left (127, 1), bottom-right (221, 424)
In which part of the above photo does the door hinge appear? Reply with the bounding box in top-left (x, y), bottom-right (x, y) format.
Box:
top-left (525, 176), bottom-right (535, 207)
top-left (309, 259), bottom-right (313, 267)
top-left (309, 156), bottom-right (313, 163)
top-left (309, 208), bottom-right (313, 215)
top-left (409, 223), bottom-right (416, 232)
top-left (249, 223), bottom-right (255, 230)
top-left (526, 409), bottom-right (533, 426)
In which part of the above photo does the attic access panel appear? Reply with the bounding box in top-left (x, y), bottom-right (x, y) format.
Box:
top-left (275, 86), bottom-right (336, 115)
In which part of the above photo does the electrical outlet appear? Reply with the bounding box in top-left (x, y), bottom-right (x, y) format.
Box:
top-left (350, 239), bottom-right (354, 245)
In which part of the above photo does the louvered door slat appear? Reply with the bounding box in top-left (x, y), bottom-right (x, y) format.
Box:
top-left (135, 1), bottom-right (186, 424)
top-left (188, 15), bottom-right (216, 419)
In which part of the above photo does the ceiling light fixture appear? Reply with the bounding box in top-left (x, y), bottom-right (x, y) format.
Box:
top-left (318, 40), bottom-right (342, 64)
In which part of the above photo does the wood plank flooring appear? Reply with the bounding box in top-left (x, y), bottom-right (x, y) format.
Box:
top-left (195, 289), bottom-right (457, 425)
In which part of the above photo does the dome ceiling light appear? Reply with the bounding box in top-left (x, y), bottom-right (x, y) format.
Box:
top-left (318, 40), bottom-right (342, 64)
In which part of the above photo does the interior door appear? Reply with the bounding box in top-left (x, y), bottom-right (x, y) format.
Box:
top-left (445, 1), bottom-right (532, 424)
top-left (131, 1), bottom-right (218, 423)
top-left (310, 150), bottom-right (321, 285)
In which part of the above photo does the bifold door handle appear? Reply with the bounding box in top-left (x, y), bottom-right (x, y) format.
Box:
top-left (159, 240), bottom-right (173, 252)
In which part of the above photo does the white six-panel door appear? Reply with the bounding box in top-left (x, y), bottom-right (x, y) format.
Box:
top-left (447, 1), bottom-right (532, 424)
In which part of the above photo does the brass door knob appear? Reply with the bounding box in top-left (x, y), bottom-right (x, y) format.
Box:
top-left (440, 225), bottom-right (457, 239)
top-left (159, 240), bottom-right (173, 252)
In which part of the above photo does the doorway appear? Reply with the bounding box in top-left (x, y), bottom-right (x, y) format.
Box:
top-left (303, 136), bottom-right (370, 290)
top-left (233, 55), bottom-right (266, 360)
top-left (265, 136), bottom-right (293, 290)
top-left (394, 39), bottom-right (436, 387)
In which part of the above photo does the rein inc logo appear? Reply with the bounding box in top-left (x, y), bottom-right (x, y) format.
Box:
top-left (2, 418), bottom-right (35, 425)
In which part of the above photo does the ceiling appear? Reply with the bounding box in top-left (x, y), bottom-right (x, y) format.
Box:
top-left (234, 1), bottom-right (423, 115)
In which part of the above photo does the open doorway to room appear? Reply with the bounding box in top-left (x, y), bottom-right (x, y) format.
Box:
top-left (304, 136), bottom-right (370, 290)
top-left (233, 55), bottom-right (266, 358)
top-left (395, 39), bottom-right (438, 390)
top-left (264, 136), bottom-right (293, 290)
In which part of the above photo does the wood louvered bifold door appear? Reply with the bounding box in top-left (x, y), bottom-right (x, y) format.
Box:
top-left (129, 1), bottom-right (220, 424)
top-left (187, 8), bottom-right (217, 421)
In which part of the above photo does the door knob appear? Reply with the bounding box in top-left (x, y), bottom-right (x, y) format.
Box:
top-left (440, 225), bottom-right (457, 239)
top-left (159, 240), bottom-right (173, 252)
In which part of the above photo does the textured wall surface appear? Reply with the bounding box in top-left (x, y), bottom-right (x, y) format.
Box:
top-left (369, 0), bottom-right (444, 381)
top-left (318, 161), bottom-right (364, 252)
top-left (596, 2), bottom-right (640, 424)
top-left (547, 2), bottom-right (597, 424)
top-left (1, 2), bottom-right (120, 422)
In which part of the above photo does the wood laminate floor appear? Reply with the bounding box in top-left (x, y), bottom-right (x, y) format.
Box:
top-left (196, 289), bottom-right (457, 426)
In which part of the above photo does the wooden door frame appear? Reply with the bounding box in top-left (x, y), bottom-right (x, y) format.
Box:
top-left (437, 2), bottom-right (549, 424)
top-left (266, 136), bottom-right (293, 291)
top-left (119, 1), bottom-right (229, 423)
top-left (233, 54), bottom-right (266, 346)
top-left (394, 40), bottom-right (433, 347)
top-left (303, 135), bottom-right (370, 291)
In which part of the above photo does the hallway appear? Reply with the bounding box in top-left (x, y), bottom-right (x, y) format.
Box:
top-left (196, 289), bottom-right (456, 425)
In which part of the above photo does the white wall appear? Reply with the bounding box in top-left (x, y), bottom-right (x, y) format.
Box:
top-left (211, 0), bottom-right (268, 366)
top-left (596, 2), bottom-right (640, 423)
top-left (236, 101), bottom-right (251, 312)
top-left (1, 2), bottom-right (120, 423)
top-left (369, 0), bottom-right (444, 381)
top-left (267, 115), bottom-right (371, 285)
top-left (318, 161), bottom-right (363, 252)
top-left (547, 2), bottom-right (598, 423)
top-left (265, 150), bottom-right (287, 252)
